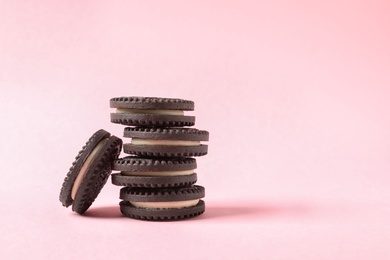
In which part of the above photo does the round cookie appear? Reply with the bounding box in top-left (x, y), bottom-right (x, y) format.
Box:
top-left (59, 129), bottom-right (122, 214)
top-left (110, 97), bottom-right (195, 127)
top-left (119, 185), bottom-right (205, 221)
top-left (123, 127), bottom-right (209, 157)
top-left (111, 157), bottom-right (198, 188)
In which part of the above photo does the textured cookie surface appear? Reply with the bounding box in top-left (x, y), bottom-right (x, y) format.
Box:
top-left (111, 173), bottom-right (197, 188)
top-left (110, 113), bottom-right (195, 127)
top-left (113, 157), bottom-right (197, 172)
top-left (123, 144), bottom-right (208, 157)
top-left (123, 127), bottom-right (209, 141)
top-left (59, 129), bottom-right (122, 214)
top-left (120, 185), bottom-right (205, 202)
top-left (120, 200), bottom-right (205, 221)
top-left (110, 97), bottom-right (194, 110)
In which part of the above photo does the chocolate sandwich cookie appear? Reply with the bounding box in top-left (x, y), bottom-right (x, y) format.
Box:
top-left (110, 97), bottom-right (195, 127)
top-left (59, 129), bottom-right (122, 214)
top-left (123, 127), bottom-right (209, 157)
top-left (111, 157), bottom-right (198, 188)
top-left (119, 185), bottom-right (205, 221)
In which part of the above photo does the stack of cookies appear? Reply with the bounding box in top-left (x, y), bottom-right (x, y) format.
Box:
top-left (110, 97), bottom-right (209, 221)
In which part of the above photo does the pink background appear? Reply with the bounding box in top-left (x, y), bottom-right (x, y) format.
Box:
top-left (1, 1), bottom-right (390, 259)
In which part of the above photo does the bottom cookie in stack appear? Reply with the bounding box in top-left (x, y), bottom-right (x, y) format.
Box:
top-left (119, 185), bottom-right (205, 221)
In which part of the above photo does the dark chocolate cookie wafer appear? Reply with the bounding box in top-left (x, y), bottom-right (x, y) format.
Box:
top-left (110, 97), bottom-right (195, 127)
top-left (119, 185), bottom-right (205, 221)
top-left (123, 127), bottom-right (209, 157)
top-left (59, 129), bottom-right (122, 214)
top-left (111, 157), bottom-right (198, 188)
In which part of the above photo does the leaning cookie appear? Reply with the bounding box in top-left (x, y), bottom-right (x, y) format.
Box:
top-left (123, 127), bottom-right (209, 157)
top-left (111, 157), bottom-right (198, 188)
top-left (110, 97), bottom-right (195, 127)
top-left (59, 129), bottom-right (122, 214)
top-left (119, 185), bottom-right (205, 221)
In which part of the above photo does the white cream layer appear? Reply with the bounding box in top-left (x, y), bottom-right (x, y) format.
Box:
top-left (122, 169), bottom-right (194, 176)
top-left (131, 138), bottom-right (200, 146)
top-left (116, 108), bottom-right (184, 116)
top-left (71, 138), bottom-right (108, 200)
top-left (130, 199), bottom-right (199, 209)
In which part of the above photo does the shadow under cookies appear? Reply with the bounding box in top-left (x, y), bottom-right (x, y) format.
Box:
top-left (197, 201), bottom-right (311, 221)
top-left (79, 201), bottom-right (311, 221)
top-left (81, 206), bottom-right (123, 218)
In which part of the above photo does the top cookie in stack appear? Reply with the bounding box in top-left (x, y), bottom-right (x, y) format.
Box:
top-left (110, 96), bottom-right (195, 127)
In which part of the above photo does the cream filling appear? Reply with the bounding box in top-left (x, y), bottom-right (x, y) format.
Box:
top-left (122, 169), bottom-right (194, 176)
top-left (131, 138), bottom-right (200, 146)
top-left (130, 199), bottom-right (199, 209)
top-left (116, 108), bottom-right (184, 116)
top-left (71, 138), bottom-right (108, 200)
